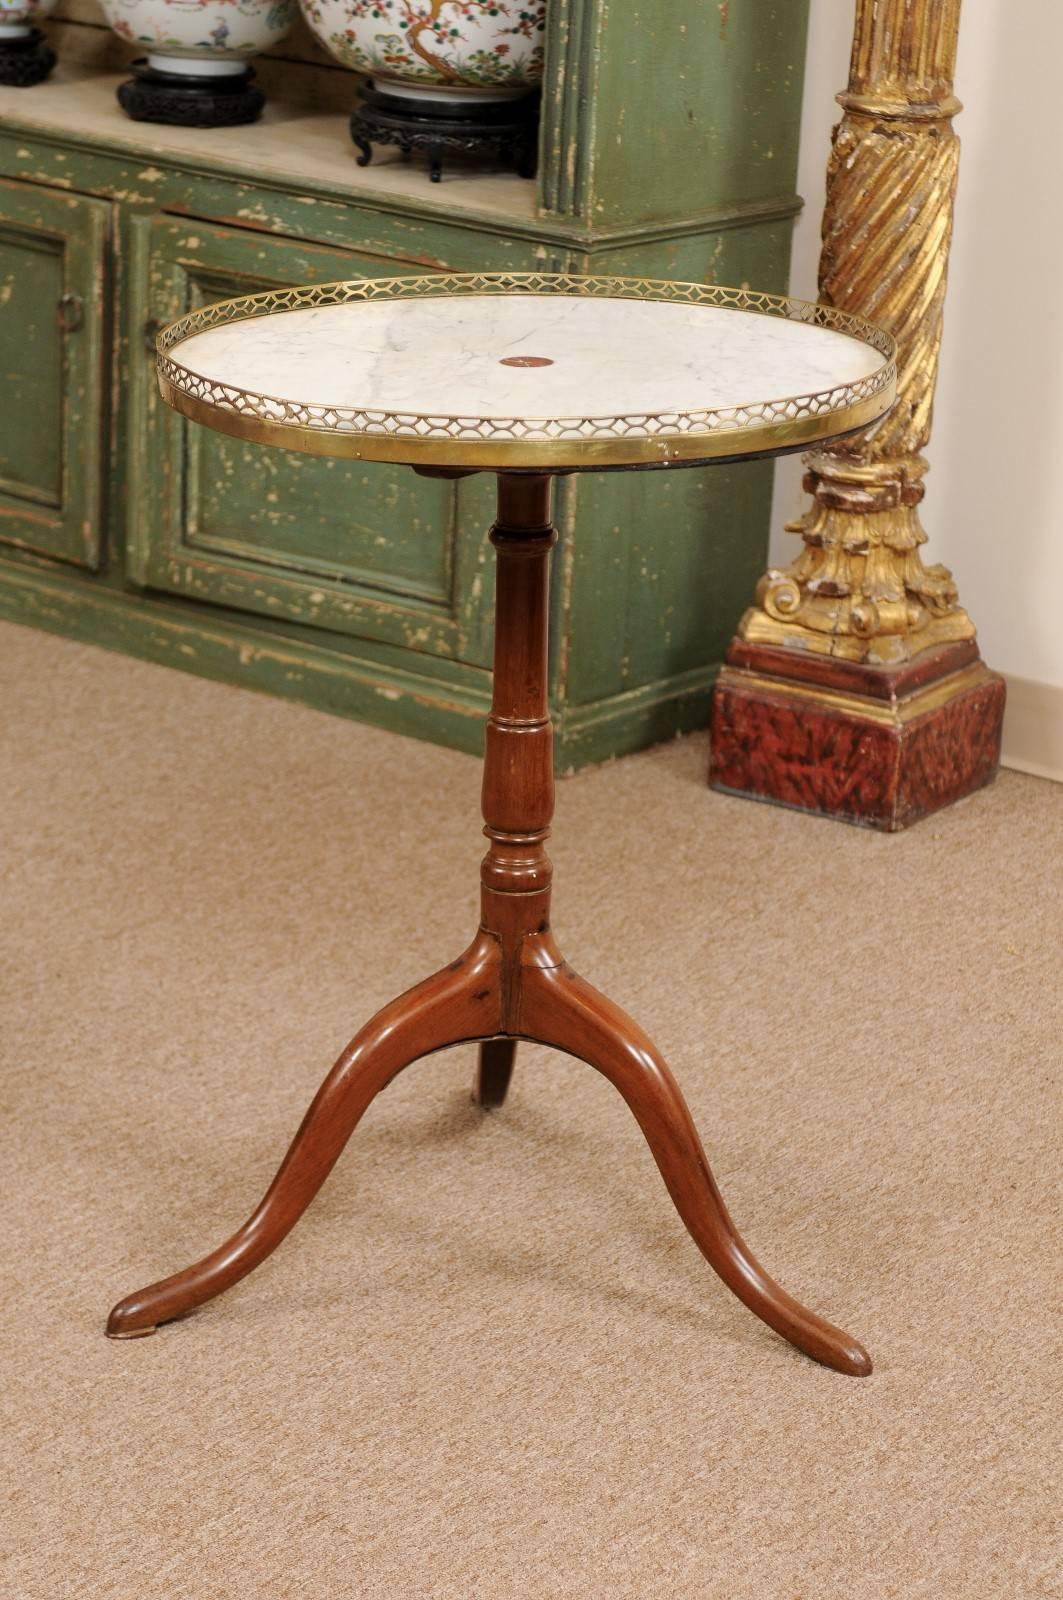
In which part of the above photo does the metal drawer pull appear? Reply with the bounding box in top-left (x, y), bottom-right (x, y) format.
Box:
top-left (57, 292), bottom-right (84, 334)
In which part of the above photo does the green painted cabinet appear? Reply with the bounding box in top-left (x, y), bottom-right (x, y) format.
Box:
top-left (0, 178), bottom-right (107, 570)
top-left (0, 1), bottom-right (810, 763)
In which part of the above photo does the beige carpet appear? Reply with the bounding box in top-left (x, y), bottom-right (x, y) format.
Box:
top-left (2, 618), bottom-right (1060, 1599)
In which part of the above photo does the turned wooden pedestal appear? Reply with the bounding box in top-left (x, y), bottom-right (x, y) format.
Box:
top-left (107, 474), bottom-right (872, 1375)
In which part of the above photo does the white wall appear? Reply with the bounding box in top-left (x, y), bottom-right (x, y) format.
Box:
top-left (770, 1), bottom-right (1063, 775)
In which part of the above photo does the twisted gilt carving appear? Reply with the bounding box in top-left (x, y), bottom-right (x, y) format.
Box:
top-left (741, 0), bottom-right (975, 664)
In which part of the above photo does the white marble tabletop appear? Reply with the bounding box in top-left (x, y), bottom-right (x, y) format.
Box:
top-left (159, 278), bottom-right (895, 468)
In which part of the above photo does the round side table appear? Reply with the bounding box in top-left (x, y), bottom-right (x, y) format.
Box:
top-left (106, 274), bottom-right (896, 1375)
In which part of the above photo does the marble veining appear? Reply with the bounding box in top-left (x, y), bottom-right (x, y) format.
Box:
top-left (170, 294), bottom-right (888, 430)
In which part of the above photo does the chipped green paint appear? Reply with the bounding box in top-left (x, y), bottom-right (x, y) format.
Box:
top-left (0, 2), bottom-right (810, 765)
top-left (539, 0), bottom-right (810, 229)
top-left (0, 558), bottom-right (494, 755)
top-left (0, 178), bottom-right (108, 570)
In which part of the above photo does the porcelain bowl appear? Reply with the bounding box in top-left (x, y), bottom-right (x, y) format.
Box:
top-left (98, 0), bottom-right (296, 69)
top-left (299, 0), bottom-right (546, 102)
top-left (0, 0), bottom-right (58, 35)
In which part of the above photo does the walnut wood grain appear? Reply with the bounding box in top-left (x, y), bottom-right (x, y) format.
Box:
top-left (108, 470), bottom-right (871, 1375)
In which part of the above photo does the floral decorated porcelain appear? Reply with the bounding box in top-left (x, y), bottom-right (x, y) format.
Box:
top-left (0, 0), bottom-right (58, 83)
top-left (299, 0), bottom-right (546, 102)
top-left (0, 0), bottom-right (57, 37)
top-left (99, 0), bottom-right (296, 76)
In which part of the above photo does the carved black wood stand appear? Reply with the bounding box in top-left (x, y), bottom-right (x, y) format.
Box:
top-left (350, 80), bottom-right (538, 184)
top-left (116, 59), bottom-right (265, 127)
top-left (0, 29), bottom-right (55, 86)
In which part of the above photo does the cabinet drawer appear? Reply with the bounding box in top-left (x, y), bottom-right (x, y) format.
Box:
top-left (0, 179), bottom-right (108, 569)
top-left (126, 215), bottom-right (495, 666)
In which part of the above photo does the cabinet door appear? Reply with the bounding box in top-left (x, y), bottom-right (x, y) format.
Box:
top-left (0, 180), bottom-right (108, 568)
top-left (127, 216), bottom-right (495, 668)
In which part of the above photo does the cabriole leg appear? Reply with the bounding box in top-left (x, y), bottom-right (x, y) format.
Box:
top-left (520, 961), bottom-right (872, 1376)
top-left (106, 935), bottom-right (502, 1337)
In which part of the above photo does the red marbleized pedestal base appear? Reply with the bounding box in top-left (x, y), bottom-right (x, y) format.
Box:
top-left (708, 639), bottom-right (1006, 832)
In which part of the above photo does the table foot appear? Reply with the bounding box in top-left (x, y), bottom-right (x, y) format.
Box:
top-left (105, 934), bottom-right (502, 1338)
top-left (472, 1037), bottom-right (517, 1108)
top-left (520, 962), bottom-right (872, 1377)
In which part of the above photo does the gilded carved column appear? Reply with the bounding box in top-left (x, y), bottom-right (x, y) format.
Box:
top-left (708, 0), bottom-right (1005, 830)
top-left (746, 0), bottom-right (970, 664)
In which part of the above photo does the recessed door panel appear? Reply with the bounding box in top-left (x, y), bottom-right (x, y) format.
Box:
top-left (0, 179), bottom-right (108, 568)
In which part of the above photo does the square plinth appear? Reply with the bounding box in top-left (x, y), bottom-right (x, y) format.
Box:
top-left (708, 640), bottom-right (1007, 832)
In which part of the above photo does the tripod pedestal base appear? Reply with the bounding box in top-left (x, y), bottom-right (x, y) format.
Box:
top-left (710, 639), bottom-right (1005, 831)
top-left (106, 931), bottom-right (871, 1376)
top-left (107, 473), bottom-right (871, 1377)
